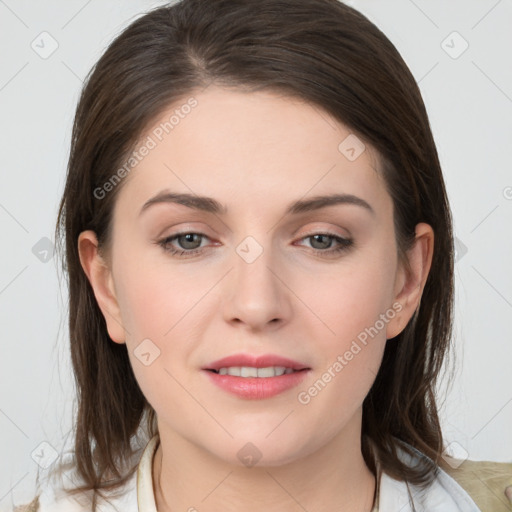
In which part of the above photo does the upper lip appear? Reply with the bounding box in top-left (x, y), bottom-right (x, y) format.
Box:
top-left (204, 353), bottom-right (310, 371)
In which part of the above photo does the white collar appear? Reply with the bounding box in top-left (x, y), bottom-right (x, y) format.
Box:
top-left (136, 435), bottom-right (481, 512)
top-left (137, 434), bottom-right (160, 512)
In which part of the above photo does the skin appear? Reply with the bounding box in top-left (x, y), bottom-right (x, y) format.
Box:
top-left (78, 86), bottom-right (434, 512)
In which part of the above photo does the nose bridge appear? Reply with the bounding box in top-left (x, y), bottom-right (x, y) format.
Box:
top-left (224, 233), bottom-right (290, 328)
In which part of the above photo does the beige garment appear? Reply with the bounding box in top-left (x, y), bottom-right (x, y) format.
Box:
top-left (443, 456), bottom-right (512, 512)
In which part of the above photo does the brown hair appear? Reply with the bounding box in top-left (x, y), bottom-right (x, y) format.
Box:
top-left (52, 0), bottom-right (455, 508)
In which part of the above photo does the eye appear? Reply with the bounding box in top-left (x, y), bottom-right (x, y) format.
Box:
top-left (295, 232), bottom-right (353, 256)
top-left (156, 231), bottom-right (354, 259)
top-left (157, 232), bottom-right (211, 258)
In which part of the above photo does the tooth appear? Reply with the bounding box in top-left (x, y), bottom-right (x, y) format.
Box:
top-left (257, 367), bottom-right (276, 378)
top-left (240, 366), bottom-right (258, 377)
top-left (217, 366), bottom-right (296, 377)
top-left (274, 366), bottom-right (286, 376)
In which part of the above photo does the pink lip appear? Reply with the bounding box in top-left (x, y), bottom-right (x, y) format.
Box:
top-left (204, 353), bottom-right (309, 371)
top-left (202, 353), bottom-right (311, 400)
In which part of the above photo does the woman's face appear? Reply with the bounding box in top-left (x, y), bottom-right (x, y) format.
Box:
top-left (81, 85), bottom-right (428, 466)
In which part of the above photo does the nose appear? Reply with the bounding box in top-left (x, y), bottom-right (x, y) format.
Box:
top-left (221, 237), bottom-right (292, 331)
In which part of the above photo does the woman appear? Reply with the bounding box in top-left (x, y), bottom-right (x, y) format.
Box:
top-left (15, 0), bottom-right (512, 510)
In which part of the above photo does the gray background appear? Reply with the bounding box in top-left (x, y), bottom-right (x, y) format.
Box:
top-left (1, 0), bottom-right (511, 509)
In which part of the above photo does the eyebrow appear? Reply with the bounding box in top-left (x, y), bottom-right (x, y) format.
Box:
top-left (139, 190), bottom-right (375, 217)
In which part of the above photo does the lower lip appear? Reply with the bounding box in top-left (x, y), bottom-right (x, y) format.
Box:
top-left (203, 369), bottom-right (310, 399)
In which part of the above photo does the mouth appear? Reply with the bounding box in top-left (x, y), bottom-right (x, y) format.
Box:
top-left (202, 353), bottom-right (311, 399)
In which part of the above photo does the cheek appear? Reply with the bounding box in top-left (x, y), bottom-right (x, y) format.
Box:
top-left (296, 283), bottom-right (391, 435)
top-left (113, 250), bottom-right (201, 340)
top-left (114, 262), bottom-right (195, 410)
top-left (293, 242), bottom-right (397, 417)
top-left (112, 252), bottom-right (209, 392)
top-left (302, 249), bottom-right (397, 350)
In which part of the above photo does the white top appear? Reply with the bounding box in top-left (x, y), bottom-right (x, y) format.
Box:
top-left (24, 435), bottom-right (482, 512)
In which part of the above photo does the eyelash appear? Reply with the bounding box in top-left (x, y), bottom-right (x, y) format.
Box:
top-left (157, 231), bottom-right (354, 258)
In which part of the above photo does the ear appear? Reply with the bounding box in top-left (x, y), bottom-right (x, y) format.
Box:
top-left (77, 230), bottom-right (126, 344)
top-left (386, 222), bottom-right (434, 340)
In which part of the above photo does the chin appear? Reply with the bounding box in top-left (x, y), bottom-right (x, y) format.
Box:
top-left (208, 433), bottom-right (314, 469)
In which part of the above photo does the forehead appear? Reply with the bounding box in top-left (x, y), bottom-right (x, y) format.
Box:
top-left (115, 86), bottom-right (391, 220)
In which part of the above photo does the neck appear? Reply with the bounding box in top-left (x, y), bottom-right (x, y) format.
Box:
top-left (152, 418), bottom-right (377, 512)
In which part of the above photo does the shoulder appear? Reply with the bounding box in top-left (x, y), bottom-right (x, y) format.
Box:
top-left (380, 439), bottom-right (512, 511)
top-left (12, 496), bottom-right (40, 512)
top-left (12, 463), bottom-right (139, 512)
top-left (442, 457), bottom-right (512, 512)
top-left (11, 486), bottom-right (95, 512)
top-left (11, 491), bottom-right (85, 512)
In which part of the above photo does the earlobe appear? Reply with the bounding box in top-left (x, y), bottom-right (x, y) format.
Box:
top-left (386, 223), bottom-right (434, 340)
top-left (77, 230), bottom-right (126, 344)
